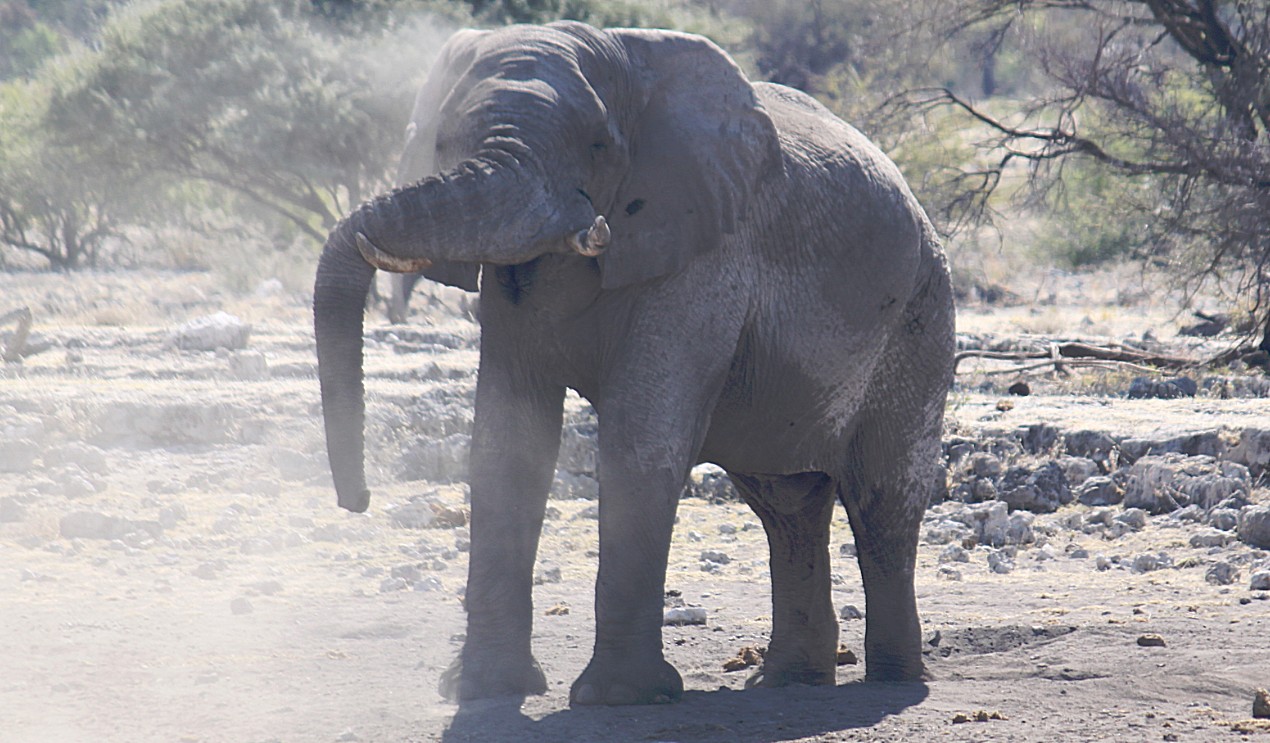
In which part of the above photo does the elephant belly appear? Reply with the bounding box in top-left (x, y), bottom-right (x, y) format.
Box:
top-left (699, 338), bottom-right (880, 475)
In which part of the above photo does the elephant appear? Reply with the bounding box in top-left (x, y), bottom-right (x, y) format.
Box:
top-left (314, 21), bottom-right (955, 706)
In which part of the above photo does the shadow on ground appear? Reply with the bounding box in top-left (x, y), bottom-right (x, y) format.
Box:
top-left (439, 681), bottom-right (929, 742)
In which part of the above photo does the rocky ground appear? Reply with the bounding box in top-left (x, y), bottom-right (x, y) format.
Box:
top-left (2, 268), bottom-right (1269, 742)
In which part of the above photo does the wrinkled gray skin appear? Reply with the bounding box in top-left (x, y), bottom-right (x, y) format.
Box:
top-left (314, 21), bottom-right (955, 707)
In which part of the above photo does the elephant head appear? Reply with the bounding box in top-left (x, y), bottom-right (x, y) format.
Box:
top-left (314, 21), bottom-right (781, 512)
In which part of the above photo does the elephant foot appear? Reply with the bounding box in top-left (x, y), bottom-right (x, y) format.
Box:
top-left (745, 659), bottom-right (836, 689)
top-left (569, 654), bottom-right (683, 706)
top-left (863, 653), bottom-right (928, 683)
top-left (438, 652), bottom-right (548, 701)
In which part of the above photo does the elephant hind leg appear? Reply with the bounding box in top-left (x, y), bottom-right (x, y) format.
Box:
top-left (836, 409), bottom-right (942, 683)
top-left (730, 470), bottom-right (839, 688)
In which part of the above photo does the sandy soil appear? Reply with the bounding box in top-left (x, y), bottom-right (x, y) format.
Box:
top-left (2, 269), bottom-right (1268, 743)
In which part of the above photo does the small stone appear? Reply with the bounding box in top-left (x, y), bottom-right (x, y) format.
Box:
top-left (1205, 562), bottom-right (1239, 586)
top-left (839, 604), bottom-right (864, 620)
top-left (544, 603), bottom-right (569, 616)
top-left (987, 550), bottom-right (1014, 574)
top-left (939, 544), bottom-right (970, 563)
top-left (1076, 477), bottom-right (1122, 507)
top-left (1095, 554), bottom-right (1113, 571)
top-left (700, 550), bottom-right (731, 565)
top-left (1116, 508), bottom-right (1148, 531)
top-left (952, 712), bottom-right (971, 724)
top-left (663, 607), bottom-right (708, 626)
top-left (1238, 505), bottom-right (1270, 549)
top-left (1250, 570), bottom-right (1270, 591)
top-left (230, 597), bottom-right (253, 615)
top-left (1190, 529), bottom-right (1236, 548)
top-left (534, 566), bottom-right (562, 585)
top-left (379, 577), bottom-right (409, 593)
top-left (1253, 689), bottom-right (1270, 719)
top-left (170, 312), bottom-right (251, 351)
top-left (1136, 633), bottom-right (1166, 647)
top-left (1131, 553), bottom-right (1173, 573)
top-left (936, 566), bottom-right (963, 581)
top-left (1007, 380), bottom-right (1030, 396)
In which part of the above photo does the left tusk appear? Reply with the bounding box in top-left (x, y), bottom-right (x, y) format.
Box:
top-left (355, 232), bottom-right (432, 273)
top-left (566, 215), bottom-right (610, 257)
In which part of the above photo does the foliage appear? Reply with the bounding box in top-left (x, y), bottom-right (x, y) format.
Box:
top-left (0, 75), bottom-right (120, 269)
top-left (911, 0), bottom-right (1270, 341)
top-left (38, 0), bottom-right (419, 246)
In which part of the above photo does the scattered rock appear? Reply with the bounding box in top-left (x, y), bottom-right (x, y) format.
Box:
top-left (1122, 454), bottom-right (1249, 514)
top-left (968, 453), bottom-right (1003, 480)
top-left (1136, 634), bottom-right (1166, 647)
top-left (939, 545), bottom-right (970, 563)
top-left (700, 550), bottom-right (731, 565)
top-left (987, 550), bottom-right (1015, 574)
top-left (1250, 570), bottom-right (1270, 591)
top-left (663, 607), bottom-right (708, 626)
top-left (544, 603), bottom-right (569, 616)
top-left (1128, 376), bottom-right (1197, 399)
top-left (1208, 508), bottom-right (1240, 531)
top-left (686, 463), bottom-right (737, 502)
top-left (1205, 562), bottom-right (1239, 586)
top-left (1076, 476), bottom-right (1122, 506)
top-left (534, 566), bottom-right (562, 585)
top-left (1238, 505), bottom-right (1270, 548)
top-left (1131, 553), bottom-right (1172, 573)
top-left (839, 604), bottom-right (864, 620)
top-left (170, 312), bottom-right (251, 352)
top-left (999, 462), bottom-right (1070, 513)
top-left (1007, 380), bottom-right (1030, 396)
top-left (1190, 529), bottom-right (1236, 548)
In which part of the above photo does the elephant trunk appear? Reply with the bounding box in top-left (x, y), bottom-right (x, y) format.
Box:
top-left (314, 150), bottom-right (588, 512)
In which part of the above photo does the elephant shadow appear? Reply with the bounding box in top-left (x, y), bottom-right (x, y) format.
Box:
top-left (440, 681), bottom-right (929, 742)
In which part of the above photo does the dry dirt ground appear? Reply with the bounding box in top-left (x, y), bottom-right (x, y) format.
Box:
top-left (2, 268), bottom-right (1268, 743)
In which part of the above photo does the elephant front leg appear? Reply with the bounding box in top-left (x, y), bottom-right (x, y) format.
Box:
top-left (441, 364), bottom-right (565, 701)
top-left (569, 426), bottom-right (690, 706)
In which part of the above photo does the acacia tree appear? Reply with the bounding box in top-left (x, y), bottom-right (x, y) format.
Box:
top-left (0, 77), bottom-right (119, 269)
top-left (43, 0), bottom-right (411, 244)
top-left (907, 0), bottom-right (1270, 349)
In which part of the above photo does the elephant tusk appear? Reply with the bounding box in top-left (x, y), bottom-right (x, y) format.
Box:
top-left (567, 215), bottom-right (610, 257)
top-left (355, 232), bottom-right (433, 273)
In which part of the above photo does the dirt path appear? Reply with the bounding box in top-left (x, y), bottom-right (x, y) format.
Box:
top-left (2, 271), bottom-right (1267, 742)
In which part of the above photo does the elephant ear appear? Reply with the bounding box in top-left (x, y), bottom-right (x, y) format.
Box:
top-left (599, 30), bottom-right (782, 289)
top-left (396, 30), bottom-right (486, 293)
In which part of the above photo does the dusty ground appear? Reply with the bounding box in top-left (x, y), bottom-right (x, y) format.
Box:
top-left (2, 268), bottom-right (1268, 742)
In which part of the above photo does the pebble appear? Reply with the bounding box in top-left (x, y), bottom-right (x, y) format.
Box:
top-left (839, 605), bottom-right (864, 620)
top-left (939, 544), bottom-right (970, 563)
top-left (1136, 634), bottom-right (1166, 647)
top-left (700, 550), bottom-right (731, 565)
top-left (1250, 570), bottom-right (1270, 591)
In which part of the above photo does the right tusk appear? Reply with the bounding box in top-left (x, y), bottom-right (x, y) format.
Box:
top-left (355, 233), bottom-right (433, 273)
top-left (567, 215), bottom-right (610, 257)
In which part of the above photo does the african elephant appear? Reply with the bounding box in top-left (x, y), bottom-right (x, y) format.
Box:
top-left (314, 21), bottom-right (955, 706)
